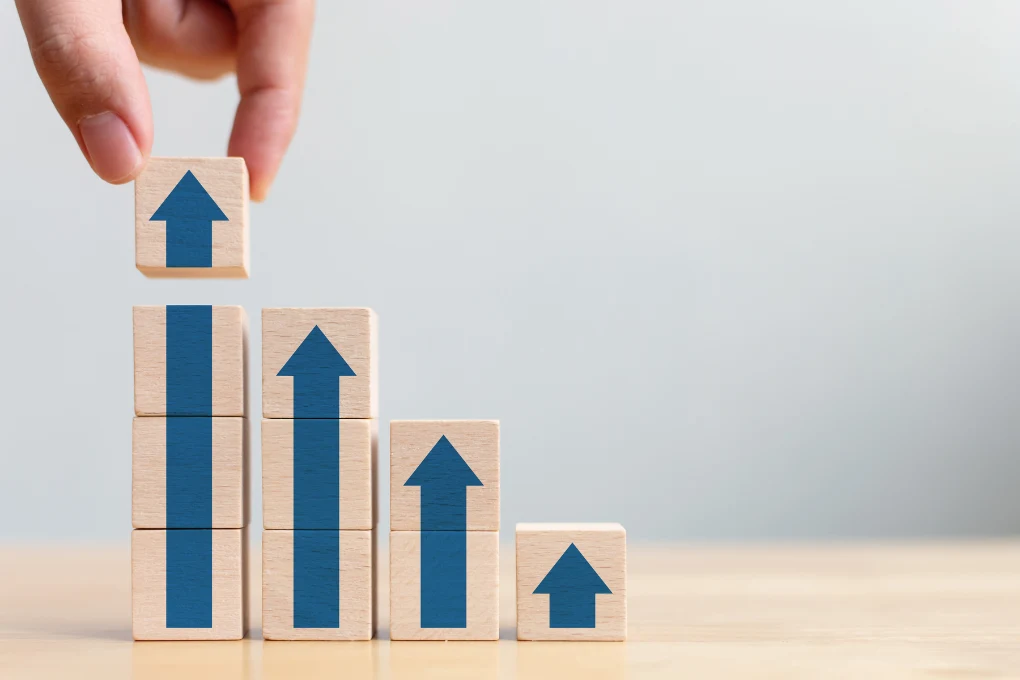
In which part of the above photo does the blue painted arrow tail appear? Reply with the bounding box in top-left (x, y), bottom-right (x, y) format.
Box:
top-left (166, 219), bottom-right (213, 268)
top-left (420, 531), bottom-right (467, 628)
top-left (420, 487), bottom-right (468, 531)
top-left (549, 592), bottom-right (598, 628)
top-left (294, 531), bottom-right (339, 628)
top-left (292, 375), bottom-right (341, 419)
top-left (166, 529), bottom-right (213, 628)
top-left (293, 419), bottom-right (339, 529)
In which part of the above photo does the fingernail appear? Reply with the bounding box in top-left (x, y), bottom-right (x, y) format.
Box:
top-left (79, 112), bottom-right (143, 183)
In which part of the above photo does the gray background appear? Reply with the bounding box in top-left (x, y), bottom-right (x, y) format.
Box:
top-left (2, 1), bottom-right (1019, 542)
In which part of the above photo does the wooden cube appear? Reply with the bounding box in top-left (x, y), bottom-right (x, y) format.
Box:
top-left (135, 157), bottom-right (250, 278)
top-left (132, 528), bottom-right (248, 640)
top-left (262, 308), bottom-right (377, 419)
top-left (389, 530), bottom-right (498, 640)
top-left (134, 305), bottom-right (247, 417)
top-left (515, 523), bottom-right (626, 641)
top-left (262, 530), bottom-right (376, 640)
top-left (263, 418), bottom-right (376, 530)
top-left (390, 421), bottom-right (499, 532)
top-left (133, 417), bottom-right (248, 529)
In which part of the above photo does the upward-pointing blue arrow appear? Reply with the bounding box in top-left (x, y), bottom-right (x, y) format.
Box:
top-left (534, 544), bottom-right (612, 628)
top-left (278, 326), bottom-right (355, 419)
top-left (405, 436), bottom-right (483, 628)
top-left (151, 171), bottom-right (228, 268)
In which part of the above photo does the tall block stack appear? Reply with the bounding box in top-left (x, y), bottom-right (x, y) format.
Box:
top-left (261, 308), bottom-right (378, 640)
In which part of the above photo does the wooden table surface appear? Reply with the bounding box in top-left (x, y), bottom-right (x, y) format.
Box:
top-left (2, 542), bottom-right (1020, 678)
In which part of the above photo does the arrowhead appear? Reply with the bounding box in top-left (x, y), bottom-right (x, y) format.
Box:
top-left (151, 171), bottom-right (229, 222)
top-left (405, 436), bottom-right (483, 488)
top-left (278, 326), bottom-right (356, 378)
top-left (533, 544), bottom-right (612, 595)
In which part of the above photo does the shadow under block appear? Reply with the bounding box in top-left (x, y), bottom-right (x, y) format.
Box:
top-left (132, 528), bottom-right (248, 640)
top-left (389, 530), bottom-right (499, 641)
top-left (263, 418), bottom-right (377, 530)
top-left (135, 157), bottom-right (250, 278)
top-left (390, 420), bottom-right (499, 532)
top-left (132, 417), bottom-right (248, 529)
top-left (262, 530), bottom-right (376, 640)
top-left (134, 305), bottom-right (247, 417)
top-left (515, 523), bottom-right (627, 641)
top-left (262, 308), bottom-right (377, 419)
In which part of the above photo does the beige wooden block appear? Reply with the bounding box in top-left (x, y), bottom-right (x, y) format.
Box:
top-left (262, 419), bottom-right (377, 530)
top-left (262, 308), bottom-right (378, 419)
top-left (390, 421), bottom-right (499, 532)
top-left (516, 523), bottom-right (627, 641)
top-left (132, 528), bottom-right (248, 640)
top-left (389, 530), bottom-right (499, 640)
top-left (135, 157), bottom-right (249, 278)
top-left (262, 530), bottom-right (376, 640)
top-left (132, 417), bottom-right (248, 529)
top-left (133, 305), bottom-right (247, 417)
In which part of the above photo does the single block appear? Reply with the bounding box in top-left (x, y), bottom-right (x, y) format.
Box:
top-left (133, 417), bottom-right (248, 529)
top-left (135, 157), bottom-right (250, 278)
top-left (262, 308), bottom-right (378, 419)
top-left (134, 305), bottom-right (247, 417)
top-left (389, 530), bottom-right (498, 641)
top-left (132, 528), bottom-right (248, 640)
top-left (390, 420), bottom-right (499, 532)
top-left (263, 418), bottom-right (377, 530)
top-left (262, 529), bottom-right (376, 640)
top-left (515, 523), bottom-right (627, 641)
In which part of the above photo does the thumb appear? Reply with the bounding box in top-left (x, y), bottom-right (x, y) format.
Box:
top-left (16, 0), bottom-right (153, 183)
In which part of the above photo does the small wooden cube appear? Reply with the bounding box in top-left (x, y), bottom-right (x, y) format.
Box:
top-left (134, 305), bottom-right (247, 417)
top-left (389, 530), bottom-right (498, 640)
top-left (262, 529), bottom-right (376, 640)
top-left (133, 417), bottom-right (248, 529)
top-left (516, 523), bottom-right (627, 641)
top-left (390, 421), bottom-right (499, 532)
top-left (135, 157), bottom-right (250, 278)
top-left (262, 418), bottom-right (377, 530)
top-left (262, 308), bottom-right (377, 419)
top-left (132, 528), bottom-right (248, 640)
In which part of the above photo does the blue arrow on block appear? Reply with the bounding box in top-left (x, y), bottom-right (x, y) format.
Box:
top-left (151, 171), bottom-right (228, 268)
top-left (533, 544), bottom-right (612, 628)
top-left (279, 326), bottom-right (355, 628)
top-left (405, 436), bottom-right (483, 628)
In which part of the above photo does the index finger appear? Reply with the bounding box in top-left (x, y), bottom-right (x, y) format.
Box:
top-left (227, 0), bottom-right (315, 201)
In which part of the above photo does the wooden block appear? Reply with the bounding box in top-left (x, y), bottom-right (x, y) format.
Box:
top-left (132, 417), bottom-right (248, 529)
top-left (132, 528), bottom-right (248, 640)
top-left (515, 523), bottom-right (627, 641)
top-left (262, 308), bottom-right (377, 419)
top-left (390, 421), bottom-right (499, 532)
top-left (262, 530), bottom-right (376, 640)
top-left (389, 530), bottom-right (499, 640)
top-left (263, 419), bottom-right (377, 530)
top-left (135, 157), bottom-right (250, 278)
top-left (134, 305), bottom-right (247, 417)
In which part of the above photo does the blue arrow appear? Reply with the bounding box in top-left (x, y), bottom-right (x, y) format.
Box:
top-left (533, 543), bottom-right (612, 628)
top-left (404, 436), bottom-right (483, 628)
top-left (151, 170), bottom-right (228, 268)
top-left (278, 326), bottom-right (355, 628)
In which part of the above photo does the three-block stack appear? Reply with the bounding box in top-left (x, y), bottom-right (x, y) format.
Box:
top-left (261, 308), bottom-right (378, 639)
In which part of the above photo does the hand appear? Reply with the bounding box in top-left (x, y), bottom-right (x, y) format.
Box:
top-left (14, 0), bottom-right (315, 201)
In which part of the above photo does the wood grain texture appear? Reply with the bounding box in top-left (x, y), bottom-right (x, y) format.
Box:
top-left (516, 523), bottom-right (626, 641)
top-left (262, 308), bottom-right (377, 419)
top-left (135, 157), bottom-right (250, 278)
top-left (131, 529), bottom-right (248, 640)
top-left (389, 530), bottom-right (499, 641)
top-left (262, 530), bottom-right (376, 640)
top-left (133, 305), bottom-right (248, 417)
top-left (132, 417), bottom-right (248, 529)
top-left (390, 420), bottom-right (499, 532)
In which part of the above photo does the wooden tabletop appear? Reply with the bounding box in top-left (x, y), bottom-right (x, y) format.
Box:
top-left (2, 542), bottom-right (1020, 678)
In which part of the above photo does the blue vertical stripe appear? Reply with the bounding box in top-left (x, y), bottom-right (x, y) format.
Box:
top-left (293, 419), bottom-right (340, 529)
top-left (421, 531), bottom-right (468, 628)
top-left (294, 531), bottom-right (339, 628)
top-left (166, 305), bottom-right (212, 416)
top-left (166, 417), bottom-right (212, 528)
top-left (166, 530), bottom-right (213, 628)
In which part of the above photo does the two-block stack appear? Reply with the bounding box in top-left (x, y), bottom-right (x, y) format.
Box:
top-left (262, 308), bottom-right (378, 639)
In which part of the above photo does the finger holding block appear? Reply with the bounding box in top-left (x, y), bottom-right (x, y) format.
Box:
top-left (135, 157), bottom-right (250, 278)
top-left (262, 308), bottom-right (377, 419)
top-left (262, 418), bottom-right (377, 530)
top-left (262, 530), bottom-right (376, 640)
top-left (516, 523), bottom-right (627, 641)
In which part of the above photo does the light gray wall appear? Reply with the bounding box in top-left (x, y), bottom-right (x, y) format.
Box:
top-left (2, 1), bottom-right (1020, 541)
